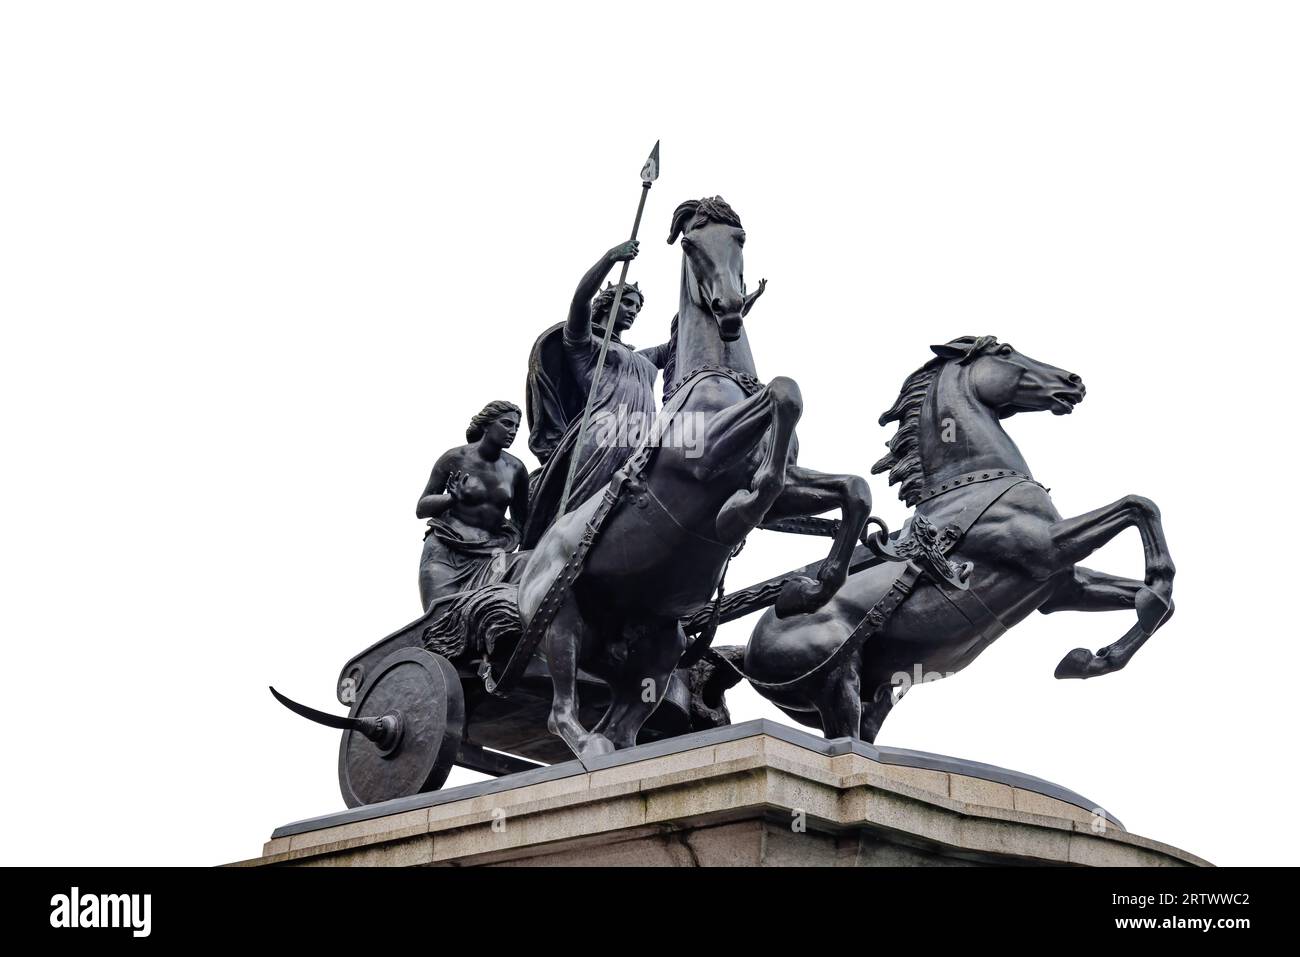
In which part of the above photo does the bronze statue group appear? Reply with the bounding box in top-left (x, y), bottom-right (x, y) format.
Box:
top-left (272, 176), bottom-right (1178, 807)
top-left (411, 197), bottom-right (1176, 762)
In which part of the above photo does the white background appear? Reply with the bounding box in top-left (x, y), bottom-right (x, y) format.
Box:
top-left (2, 2), bottom-right (1296, 866)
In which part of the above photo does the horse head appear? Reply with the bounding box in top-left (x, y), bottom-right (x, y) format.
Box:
top-left (875, 336), bottom-right (1087, 505)
top-left (931, 336), bottom-right (1086, 418)
top-left (668, 196), bottom-right (758, 342)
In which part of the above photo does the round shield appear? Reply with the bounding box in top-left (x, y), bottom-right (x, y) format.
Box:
top-left (337, 648), bottom-right (464, 808)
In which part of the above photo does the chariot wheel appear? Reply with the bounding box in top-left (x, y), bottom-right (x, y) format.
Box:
top-left (337, 648), bottom-right (464, 808)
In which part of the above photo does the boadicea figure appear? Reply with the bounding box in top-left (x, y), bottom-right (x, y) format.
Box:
top-left (416, 400), bottom-right (531, 612)
top-left (521, 240), bottom-right (672, 548)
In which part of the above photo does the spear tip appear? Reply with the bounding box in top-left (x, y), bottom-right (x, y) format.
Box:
top-left (641, 140), bottom-right (660, 183)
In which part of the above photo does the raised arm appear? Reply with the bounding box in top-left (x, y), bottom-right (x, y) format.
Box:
top-left (565, 240), bottom-right (639, 343)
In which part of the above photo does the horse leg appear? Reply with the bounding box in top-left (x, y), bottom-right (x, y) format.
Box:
top-left (1040, 566), bottom-right (1143, 614)
top-left (712, 377), bottom-right (803, 542)
top-left (600, 619), bottom-right (688, 750)
top-left (544, 595), bottom-right (614, 760)
top-left (812, 658), bottom-right (862, 740)
top-left (859, 682), bottom-right (898, 744)
top-left (1040, 566), bottom-right (1172, 679)
top-left (689, 376), bottom-right (799, 477)
top-left (762, 464), bottom-right (872, 617)
top-left (1047, 498), bottom-right (1176, 679)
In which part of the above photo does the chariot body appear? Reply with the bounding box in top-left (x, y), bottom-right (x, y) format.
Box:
top-left (276, 590), bottom-right (699, 808)
top-left (271, 532), bottom-right (876, 808)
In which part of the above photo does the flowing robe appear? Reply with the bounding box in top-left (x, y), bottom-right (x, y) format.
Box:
top-left (523, 321), bottom-right (666, 548)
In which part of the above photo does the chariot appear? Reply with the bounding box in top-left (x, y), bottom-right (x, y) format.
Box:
top-left (271, 531), bottom-right (884, 808)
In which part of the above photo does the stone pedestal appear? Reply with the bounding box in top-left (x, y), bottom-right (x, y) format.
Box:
top-left (234, 720), bottom-right (1208, 867)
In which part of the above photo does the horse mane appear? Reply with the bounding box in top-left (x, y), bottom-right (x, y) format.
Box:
top-left (668, 196), bottom-right (742, 245)
top-left (872, 336), bottom-right (1000, 506)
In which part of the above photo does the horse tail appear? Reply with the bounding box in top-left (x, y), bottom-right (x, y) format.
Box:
top-left (424, 583), bottom-right (521, 661)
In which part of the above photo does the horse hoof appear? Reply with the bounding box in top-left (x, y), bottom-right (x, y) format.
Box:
top-left (578, 733), bottom-right (615, 760)
top-left (1054, 647), bottom-right (1110, 680)
top-left (1136, 588), bottom-right (1174, 634)
top-left (775, 576), bottom-right (825, 618)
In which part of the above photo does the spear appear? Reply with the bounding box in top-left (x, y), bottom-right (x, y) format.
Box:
top-left (557, 140), bottom-right (660, 516)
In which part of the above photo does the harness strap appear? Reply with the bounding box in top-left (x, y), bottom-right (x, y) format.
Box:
top-left (937, 584), bottom-right (1008, 639)
top-left (662, 363), bottom-right (763, 404)
top-left (482, 475), bottom-right (626, 695)
top-left (643, 481), bottom-right (732, 547)
top-left (711, 476), bottom-right (1034, 695)
top-left (733, 565), bottom-right (925, 693)
top-left (915, 468), bottom-right (1034, 504)
top-left (679, 547), bottom-right (738, 669)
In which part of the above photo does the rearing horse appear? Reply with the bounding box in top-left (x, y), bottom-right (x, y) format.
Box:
top-left (518, 197), bottom-right (873, 760)
top-left (735, 336), bottom-right (1176, 741)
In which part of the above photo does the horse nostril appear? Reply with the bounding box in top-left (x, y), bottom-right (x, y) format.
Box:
top-left (1069, 373), bottom-right (1082, 384)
